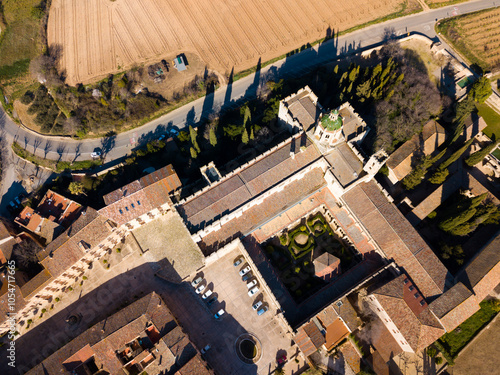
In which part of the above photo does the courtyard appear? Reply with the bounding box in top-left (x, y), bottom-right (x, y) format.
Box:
top-left (263, 212), bottom-right (361, 303)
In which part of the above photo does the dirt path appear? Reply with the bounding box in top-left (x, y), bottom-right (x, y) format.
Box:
top-left (417, 0), bottom-right (431, 11)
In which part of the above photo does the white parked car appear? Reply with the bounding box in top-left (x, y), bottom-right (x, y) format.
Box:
top-left (247, 279), bottom-right (258, 289)
top-left (239, 266), bottom-right (251, 276)
top-left (248, 286), bottom-right (259, 297)
top-left (195, 284), bottom-right (206, 294)
top-left (214, 309), bottom-right (225, 319)
top-left (90, 151), bottom-right (101, 158)
top-left (202, 290), bottom-right (213, 299)
top-left (252, 301), bottom-right (263, 311)
top-left (191, 276), bottom-right (203, 287)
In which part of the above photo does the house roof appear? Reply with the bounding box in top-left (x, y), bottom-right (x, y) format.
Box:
top-left (295, 321), bottom-right (325, 357)
top-left (324, 142), bottom-right (363, 187)
top-left (372, 275), bottom-right (445, 352)
top-left (38, 208), bottom-right (112, 278)
top-left (285, 90), bottom-right (320, 129)
top-left (342, 181), bottom-right (450, 299)
top-left (386, 120), bottom-right (445, 173)
top-left (339, 104), bottom-right (365, 141)
top-left (26, 292), bottom-right (194, 375)
top-left (325, 318), bottom-right (349, 350)
top-left (429, 282), bottom-right (473, 319)
top-left (103, 164), bottom-right (181, 206)
top-left (178, 135), bottom-right (321, 232)
top-left (19, 268), bottom-right (53, 299)
top-left (458, 231), bottom-right (500, 290)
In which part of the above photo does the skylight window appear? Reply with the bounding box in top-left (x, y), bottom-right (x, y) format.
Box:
top-left (420, 300), bottom-right (426, 306)
top-left (137, 200), bottom-right (141, 205)
top-left (403, 278), bottom-right (409, 284)
top-left (409, 285), bottom-right (414, 291)
top-left (414, 292), bottom-right (420, 299)
top-left (119, 209), bottom-right (123, 214)
top-left (131, 203), bottom-right (135, 208)
top-left (125, 206), bottom-right (129, 211)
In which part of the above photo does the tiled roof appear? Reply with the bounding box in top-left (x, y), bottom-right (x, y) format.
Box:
top-left (325, 142), bottom-right (363, 187)
top-left (314, 253), bottom-right (340, 273)
top-left (198, 167), bottom-right (326, 250)
top-left (342, 181), bottom-right (450, 298)
top-left (0, 285), bottom-right (26, 325)
top-left (178, 136), bottom-right (321, 231)
top-left (286, 91), bottom-right (320, 129)
top-left (19, 268), bottom-right (53, 299)
top-left (370, 319), bottom-right (403, 362)
top-left (295, 321), bottom-right (325, 357)
top-left (458, 232), bottom-right (500, 289)
top-left (177, 354), bottom-right (214, 375)
top-left (387, 120), bottom-right (445, 171)
top-left (372, 275), bottom-right (445, 352)
top-left (325, 318), bottom-right (349, 350)
top-left (332, 297), bottom-right (360, 332)
top-left (39, 209), bottom-right (111, 277)
top-left (339, 105), bottom-right (365, 141)
top-left (429, 282), bottom-right (473, 319)
top-left (26, 293), bottom-right (185, 375)
top-left (103, 165), bottom-right (181, 206)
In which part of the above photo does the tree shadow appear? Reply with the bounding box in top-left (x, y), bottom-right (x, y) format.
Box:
top-left (43, 141), bottom-right (52, 159)
top-left (100, 131), bottom-right (116, 158)
top-left (56, 144), bottom-right (66, 163)
top-left (72, 144), bottom-right (81, 163)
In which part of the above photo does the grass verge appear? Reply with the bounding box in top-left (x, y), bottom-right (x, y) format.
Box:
top-left (12, 141), bottom-right (102, 172)
top-left (426, 0), bottom-right (469, 9)
top-left (436, 299), bottom-right (500, 361)
top-left (476, 102), bottom-right (500, 139)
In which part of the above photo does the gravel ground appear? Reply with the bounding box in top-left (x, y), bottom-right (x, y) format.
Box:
top-left (132, 211), bottom-right (204, 280)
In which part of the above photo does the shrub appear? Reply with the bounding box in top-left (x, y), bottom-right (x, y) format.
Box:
top-left (55, 297), bottom-right (60, 302)
top-left (294, 266), bottom-right (301, 274)
top-left (82, 276), bottom-right (88, 280)
top-left (116, 248), bottom-right (121, 253)
top-left (279, 234), bottom-right (288, 246)
top-left (300, 225), bottom-right (307, 231)
top-left (27, 319), bottom-right (33, 325)
top-left (427, 346), bottom-right (437, 358)
top-left (68, 287), bottom-right (73, 291)
top-left (465, 140), bottom-right (499, 166)
top-left (469, 77), bottom-right (492, 103)
top-left (428, 211), bottom-right (437, 219)
top-left (41, 308), bottom-right (47, 314)
top-left (103, 259), bottom-right (108, 264)
top-left (20, 91), bottom-right (35, 105)
top-left (435, 356), bottom-right (443, 365)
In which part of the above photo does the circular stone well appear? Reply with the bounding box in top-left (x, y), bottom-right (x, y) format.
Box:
top-left (235, 333), bottom-right (262, 364)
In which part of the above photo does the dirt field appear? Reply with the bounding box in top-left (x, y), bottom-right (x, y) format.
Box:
top-left (48, 0), bottom-right (417, 85)
top-left (452, 315), bottom-right (500, 375)
top-left (440, 7), bottom-right (500, 71)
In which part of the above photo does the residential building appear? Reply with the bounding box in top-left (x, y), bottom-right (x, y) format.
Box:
top-left (386, 120), bottom-right (446, 184)
top-left (26, 292), bottom-right (213, 375)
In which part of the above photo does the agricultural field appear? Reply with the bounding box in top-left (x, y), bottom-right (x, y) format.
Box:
top-left (438, 7), bottom-right (500, 72)
top-left (48, 0), bottom-right (420, 85)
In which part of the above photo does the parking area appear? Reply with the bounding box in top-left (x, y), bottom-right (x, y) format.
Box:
top-left (170, 242), bottom-right (297, 374)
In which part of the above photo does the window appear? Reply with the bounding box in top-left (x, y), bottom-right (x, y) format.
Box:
top-left (401, 340), bottom-right (406, 346)
top-left (414, 292), bottom-right (420, 299)
top-left (131, 203), bottom-right (135, 208)
top-left (420, 300), bottom-right (426, 306)
top-left (377, 308), bottom-right (381, 312)
top-left (403, 278), bottom-right (409, 284)
top-left (409, 285), bottom-right (414, 291)
top-left (137, 200), bottom-right (141, 205)
top-left (125, 206), bottom-right (129, 211)
top-left (119, 209), bottom-right (123, 214)
top-left (393, 329), bottom-right (398, 334)
top-left (325, 134), bottom-right (330, 139)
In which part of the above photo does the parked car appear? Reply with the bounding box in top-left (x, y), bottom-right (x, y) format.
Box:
top-left (90, 151), bottom-right (101, 158)
top-left (207, 296), bottom-right (218, 307)
top-left (233, 257), bottom-right (243, 267)
top-left (242, 272), bottom-right (253, 282)
top-left (195, 284), bottom-right (206, 294)
top-left (252, 301), bottom-right (263, 311)
top-left (202, 290), bottom-right (213, 299)
top-left (201, 344), bottom-right (211, 354)
top-left (167, 128), bottom-right (179, 138)
top-left (248, 286), bottom-right (259, 297)
top-left (214, 309), bottom-right (225, 319)
top-left (239, 266), bottom-right (251, 276)
top-left (257, 306), bottom-right (269, 316)
top-left (247, 279), bottom-right (258, 289)
top-left (13, 196), bottom-right (21, 205)
top-left (191, 276), bottom-right (203, 287)
top-left (158, 134), bottom-right (166, 141)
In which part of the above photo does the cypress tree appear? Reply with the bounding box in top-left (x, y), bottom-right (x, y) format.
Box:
top-left (465, 140), bottom-right (499, 166)
top-left (439, 208), bottom-right (477, 232)
top-left (209, 127), bottom-right (217, 147)
top-left (441, 138), bottom-right (474, 169)
top-left (250, 126), bottom-right (254, 140)
top-left (190, 147), bottom-right (198, 159)
top-left (189, 125), bottom-right (200, 153)
top-left (429, 167), bottom-right (449, 185)
top-left (242, 128), bottom-right (249, 144)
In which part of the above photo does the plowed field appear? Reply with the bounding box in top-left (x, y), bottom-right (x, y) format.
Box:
top-left (48, 0), bottom-right (412, 85)
top-left (439, 7), bottom-right (500, 71)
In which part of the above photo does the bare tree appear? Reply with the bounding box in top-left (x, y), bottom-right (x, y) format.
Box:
top-left (12, 238), bottom-right (42, 270)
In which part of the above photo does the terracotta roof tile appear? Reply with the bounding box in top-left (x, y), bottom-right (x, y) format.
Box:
top-left (342, 181), bottom-right (450, 298)
top-left (179, 136), bottom-right (321, 231)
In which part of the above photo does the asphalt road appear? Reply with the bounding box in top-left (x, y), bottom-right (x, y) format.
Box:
top-left (0, 0), bottom-right (497, 164)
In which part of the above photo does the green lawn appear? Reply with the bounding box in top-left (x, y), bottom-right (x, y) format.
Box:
top-left (476, 102), bottom-right (500, 140)
top-left (437, 299), bottom-right (500, 360)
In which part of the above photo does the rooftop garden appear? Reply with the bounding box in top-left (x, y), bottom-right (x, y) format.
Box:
top-left (264, 212), bottom-right (359, 303)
